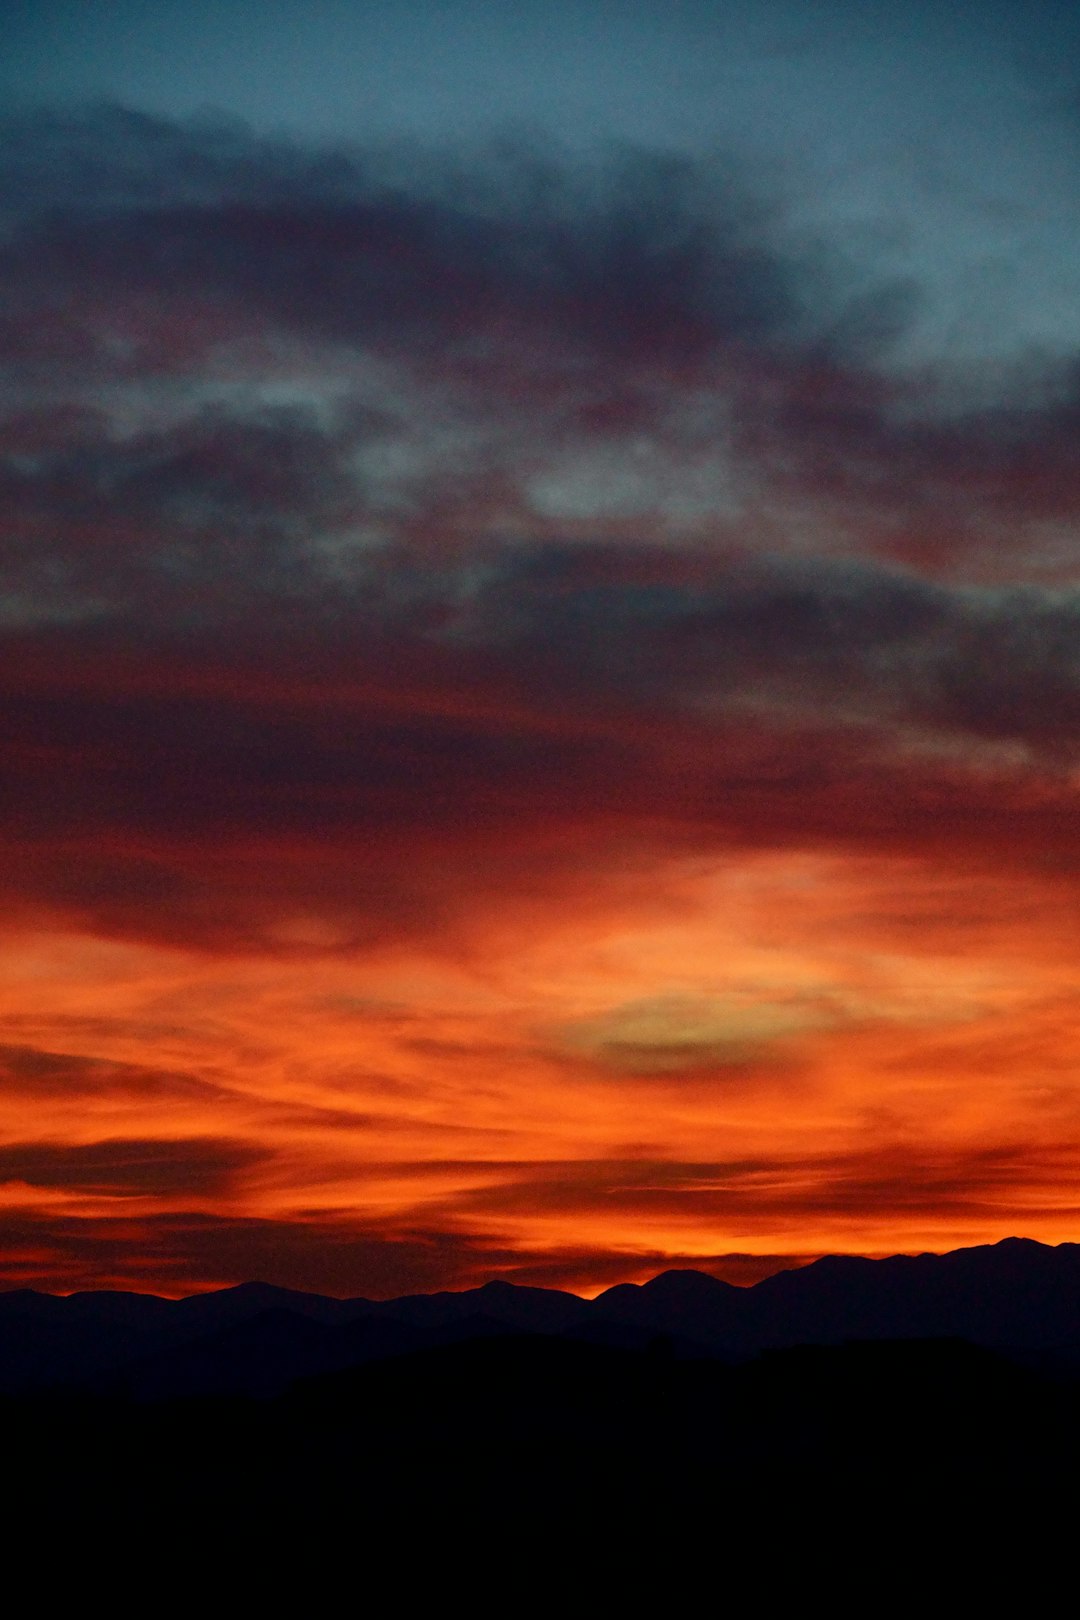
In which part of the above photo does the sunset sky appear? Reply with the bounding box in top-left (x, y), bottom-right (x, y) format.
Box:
top-left (4, 1), bottom-right (1080, 1296)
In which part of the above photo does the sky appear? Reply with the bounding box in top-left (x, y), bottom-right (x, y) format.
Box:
top-left (3, 0), bottom-right (1080, 1297)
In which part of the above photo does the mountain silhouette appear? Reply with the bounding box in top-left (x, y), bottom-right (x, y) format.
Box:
top-left (5, 1243), bottom-right (1080, 1588)
top-left (590, 1236), bottom-right (1080, 1353)
top-left (373, 1277), bottom-right (589, 1332)
top-left (4, 1236), bottom-right (1080, 1397)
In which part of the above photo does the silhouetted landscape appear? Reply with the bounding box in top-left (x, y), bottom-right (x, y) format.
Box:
top-left (6, 1237), bottom-right (1079, 1577)
top-left (10, 9), bottom-right (1080, 1596)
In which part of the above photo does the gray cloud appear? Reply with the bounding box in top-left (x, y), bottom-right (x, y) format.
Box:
top-left (0, 109), bottom-right (815, 364)
top-left (4, 110), bottom-right (1080, 955)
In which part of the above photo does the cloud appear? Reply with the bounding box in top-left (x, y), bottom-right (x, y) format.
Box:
top-left (0, 109), bottom-right (811, 359)
top-left (0, 1135), bottom-right (266, 1197)
top-left (6, 107), bottom-right (1076, 590)
top-left (0, 705), bottom-right (1066, 961)
top-left (4, 108), bottom-right (1078, 625)
top-left (3, 105), bottom-right (1080, 1295)
top-left (554, 993), bottom-right (823, 1076)
top-left (0, 1043), bottom-right (227, 1103)
top-left (5, 530), bottom-right (1080, 955)
top-left (0, 1193), bottom-right (817, 1296)
top-left (2, 1135), bottom-right (1076, 1294)
top-left (409, 1144), bottom-right (1080, 1232)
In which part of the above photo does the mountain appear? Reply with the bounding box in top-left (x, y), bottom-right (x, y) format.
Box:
top-left (103, 1306), bottom-right (548, 1401)
top-left (590, 1237), bottom-right (1080, 1353)
top-left (592, 1268), bottom-right (746, 1343)
top-left (6, 1325), bottom-right (1075, 1594)
top-left (370, 1277), bottom-right (589, 1332)
top-left (3, 1236), bottom-right (1080, 1396)
top-left (0, 1284), bottom-right (175, 1388)
top-left (0, 1278), bottom-right (374, 1391)
top-left (744, 1235), bottom-right (1080, 1349)
top-left (168, 1278), bottom-right (370, 1331)
top-left (106, 1308), bottom-right (430, 1401)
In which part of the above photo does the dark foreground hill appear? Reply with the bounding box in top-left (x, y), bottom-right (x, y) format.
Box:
top-left (5, 1241), bottom-right (1080, 1590)
top-left (4, 1331), bottom-right (1078, 1593)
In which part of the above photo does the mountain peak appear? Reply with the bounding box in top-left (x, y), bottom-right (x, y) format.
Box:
top-left (641, 1269), bottom-right (740, 1297)
top-left (218, 1280), bottom-right (301, 1297)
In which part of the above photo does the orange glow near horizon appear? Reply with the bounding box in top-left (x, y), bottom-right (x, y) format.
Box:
top-left (5, 842), bottom-right (1080, 1296)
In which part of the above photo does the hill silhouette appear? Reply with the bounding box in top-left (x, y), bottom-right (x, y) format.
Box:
top-left (4, 1238), bottom-right (1080, 1586)
top-left (6, 1324), bottom-right (1076, 1586)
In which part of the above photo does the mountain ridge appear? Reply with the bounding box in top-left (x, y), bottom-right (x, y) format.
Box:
top-left (3, 1235), bottom-right (1080, 1397)
top-left (8, 1232), bottom-right (1068, 1310)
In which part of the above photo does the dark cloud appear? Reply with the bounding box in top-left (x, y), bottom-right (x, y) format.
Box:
top-left (0, 1196), bottom-right (814, 1296)
top-left (8, 530), bottom-right (1080, 751)
top-left (2, 106), bottom-right (1077, 565)
top-left (0, 109), bottom-right (810, 365)
top-left (2, 1136), bottom-right (1076, 1295)
top-left (5, 550), bottom-right (1080, 953)
top-left (2, 108), bottom-right (1080, 957)
top-left (0, 1135), bottom-right (266, 1197)
top-left (411, 1145), bottom-right (1080, 1231)
top-left (0, 1044), bottom-right (227, 1103)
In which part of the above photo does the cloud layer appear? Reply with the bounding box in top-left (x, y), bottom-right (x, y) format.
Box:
top-left (3, 105), bottom-right (1080, 1292)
